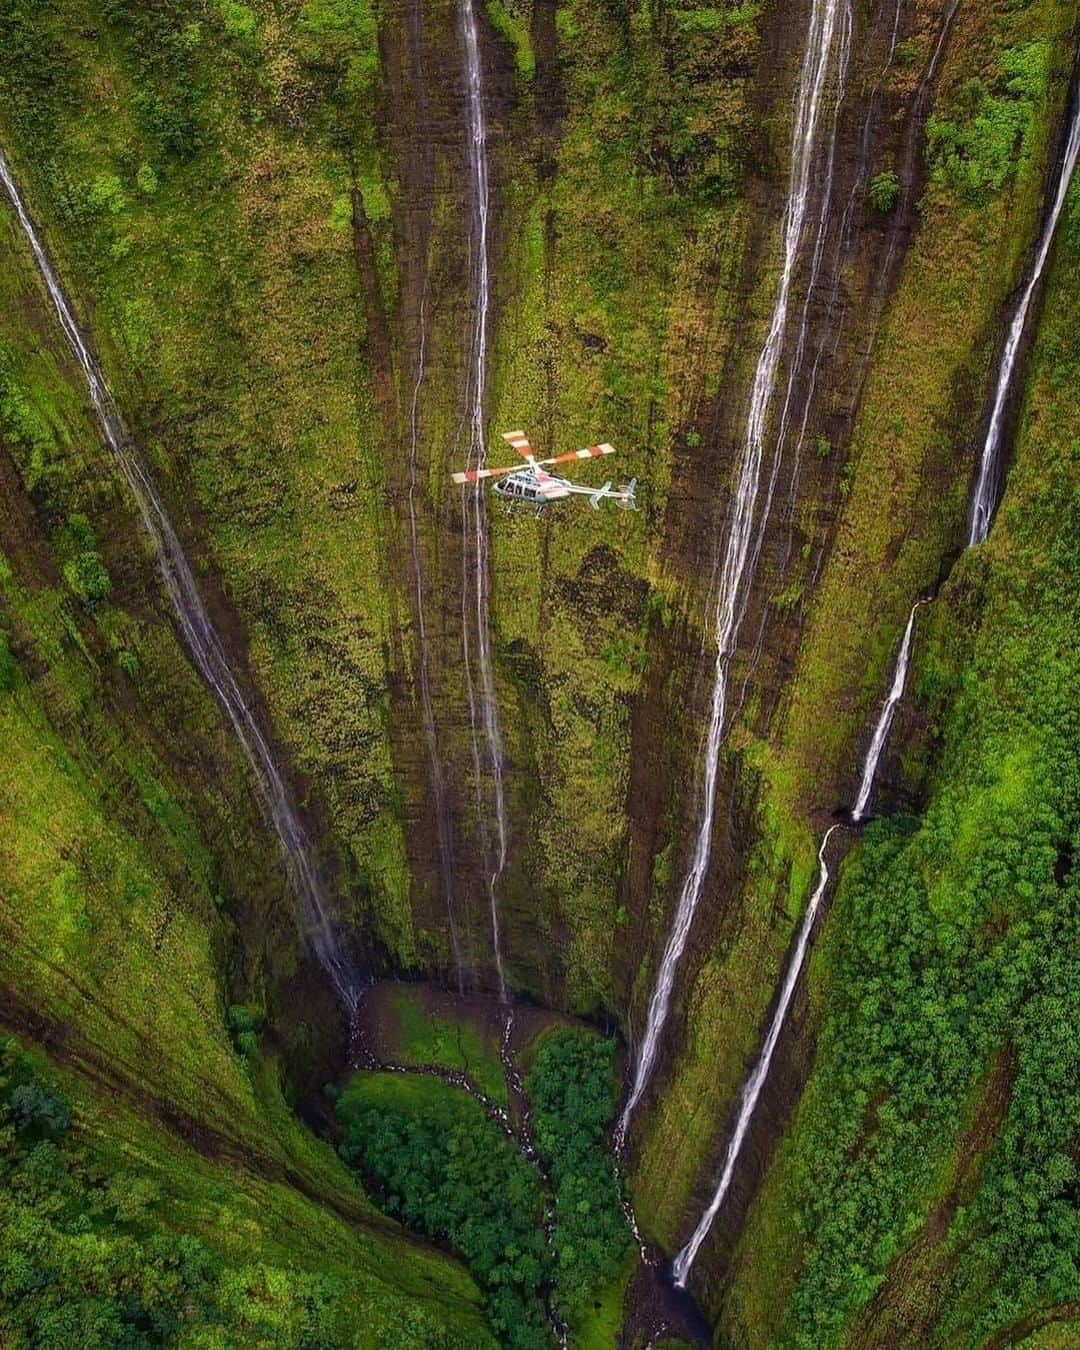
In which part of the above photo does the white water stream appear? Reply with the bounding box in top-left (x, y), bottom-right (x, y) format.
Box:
top-left (0, 148), bottom-right (360, 1012)
top-left (673, 590), bottom-right (924, 1279)
top-left (459, 0), bottom-right (509, 1000)
top-left (672, 824), bottom-right (839, 1286)
top-left (669, 50), bottom-right (1080, 1287)
top-left (851, 598), bottom-right (924, 821)
top-left (408, 295), bottom-right (466, 987)
top-left (968, 82), bottom-right (1080, 544)
top-left (617, 0), bottom-right (852, 1145)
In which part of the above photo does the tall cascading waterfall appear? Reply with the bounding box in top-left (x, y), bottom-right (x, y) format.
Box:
top-left (669, 51), bottom-right (1080, 1285)
top-left (672, 594), bottom-right (923, 1282)
top-left (673, 824), bottom-right (840, 1286)
top-left (616, 0), bottom-right (853, 1145)
top-left (851, 598), bottom-right (925, 821)
top-left (459, 0), bottom-right (509, 1000)
top-left (408, 294), bottom-right (465, 987)
top-left (0, 148), bottom-right (360, 1013)
top-left (968, 74), bottom-right (1080, 545)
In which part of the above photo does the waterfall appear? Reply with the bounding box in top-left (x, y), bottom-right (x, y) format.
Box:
top-left (672, 825), bottom-right (840, 1286)
top-left (408, 295), bottom-right (465, 988)
top-left (0, 148), bottom-right (360, 1012)
top-left (616, 0), bottom-right (852, 1145)
top-left (968, 79), bottom-right (1080, 544)
top-left (671, 596), bottom-right (923, 1279)
top-left (459, 0), bottom-right (509, 1001)
top-left (851, 598), bottom-right (924, 822)
top-left (667, 40), bottom-right (1080, 1293)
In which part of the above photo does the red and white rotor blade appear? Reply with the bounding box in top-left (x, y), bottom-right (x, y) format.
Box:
top-left (502, 429), bottom-right (537, 461)
top-left (451, 462), bottom-right (520, 484)
top-left (536, 442), bottom-right (616, 468)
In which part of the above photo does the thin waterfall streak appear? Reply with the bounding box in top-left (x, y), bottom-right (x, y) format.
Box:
top-left (677, 44), bottom-right (1080, 1235)
top-left (775, 1), bottom-right (853, 532)
top-left (736, 0), bottom-right (852, 644)
top-left (408, 295), bottom-right (464, 989)
top-left (616, 0), bottom-right (851, 1145)
top-left (851, 599), bottom-right (925, 821)
top-left (460, 528), bottom-right (489, 997)
top-left (881, 0), bottom-right (960, 282)
top-left (0, 147), bottom-right (359, 1011)
top-left (673, 826), bottom-right (840, 1285)
top-left (889, 0), bottom-right (903, 54)
top-left (735, 601), bottom-right (771, 719)
top-left (460, 0), bottom-right (508, 1001)
top-left (968, 76), bottom-right (1080, 544)
top-left (740, 4), bottom-right (851, 760)
top-left (781, 0), bottom-right (906, 557)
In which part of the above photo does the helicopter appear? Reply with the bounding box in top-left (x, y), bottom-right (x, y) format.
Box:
top-left (452, 430), bottom-right (637, 514)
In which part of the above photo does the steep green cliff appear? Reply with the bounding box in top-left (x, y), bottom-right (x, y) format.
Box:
top-left (0, 0), bottom-right (1076, 1344)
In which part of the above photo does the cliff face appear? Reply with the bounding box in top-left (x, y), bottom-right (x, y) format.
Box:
top-left (0, 0), bottom-right (1076, 1343)
top-left (0, 185), bottom-right (489, 1339)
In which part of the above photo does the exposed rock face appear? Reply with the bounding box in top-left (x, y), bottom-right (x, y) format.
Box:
top-left (0, 0), bottom-right (1076, 1341)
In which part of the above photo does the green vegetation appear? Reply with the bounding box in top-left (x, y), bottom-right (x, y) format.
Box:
top-left (0, 1037), bottom-right (490, 1347)
top-left (386, 988), bottom-right (507, 1103)
top-left (338, 1072), bottom-right (549, 1346)
top-left (527, 1032), bottom-right (633, 1331)
top-left (0, 0), bottom-right (1077, 1343)
top-left (0, 627), bottom-right (16, 690)
top-left (868, 169), bottom-right (900, 213)
top-left (227, 1003), bottom-right (263, 1070)
top-left (60, 514), bottom-right (112, 608)
top-left (483, 0), bottom-right (535, 78)
top-left (927, 40), bottom-right (1052, 201)
top-left (338, 1032), bottom-right (632, 1345)
top-left (0, 0), bottom-right (417, 968)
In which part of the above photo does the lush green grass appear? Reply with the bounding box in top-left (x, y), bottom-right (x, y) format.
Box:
top-left (387, 988), bottom-right (507, 1104)
top-left (0, 0), bottom-right (417, 966)
top-left (572, 1254), bottom-right (635, 1350)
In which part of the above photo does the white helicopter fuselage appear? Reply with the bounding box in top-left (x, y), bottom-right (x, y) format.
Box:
top-left (492, 467), bottom-right (634, 511)
top-left (492, 469), bottom-right (572, 505)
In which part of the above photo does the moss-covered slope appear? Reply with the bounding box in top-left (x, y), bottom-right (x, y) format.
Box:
top-left (0, 0), bottom-right (1077, 1343)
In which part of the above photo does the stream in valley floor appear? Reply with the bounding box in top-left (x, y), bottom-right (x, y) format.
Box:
top-left (349, 980), bottom-right (711, 1345)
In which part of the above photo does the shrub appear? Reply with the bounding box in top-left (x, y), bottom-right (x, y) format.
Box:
top-left (869, 170), bottom-right (900, 213)
top-left (116, 648), bottom-right (140, 679)
top-left (926, 42), bottom-right (1050, 201)
top-left (63, 551), bottom-right (112, 608)
top-left (227, 1005), bottom-right (262, 1067)
top-left (62, 515), bottom-right (112, 608)
top-left (136, 163), bottom-right (159, 195)
top-left (9, 1081), bottom-right (72, 1135)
